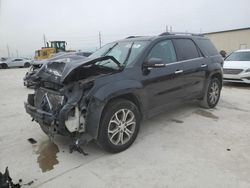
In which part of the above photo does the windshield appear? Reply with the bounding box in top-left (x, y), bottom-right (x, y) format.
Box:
top-left (89, 43), bottom-right (117, 59)
top-left (225, 51), bottom-right (250, 61)
top-left (89, 41), bottom-right (148, 69)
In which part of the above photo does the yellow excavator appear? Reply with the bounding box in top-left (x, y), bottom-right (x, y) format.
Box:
top-left (34, 41), bottom-right (67, 60)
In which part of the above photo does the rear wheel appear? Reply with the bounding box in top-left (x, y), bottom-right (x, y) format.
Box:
top-left (98, 99), bottom-right (140, 153)
top-left (24, 62), bottom-right (30, 68)
top-left (200, 77), bottom-right (221, 108)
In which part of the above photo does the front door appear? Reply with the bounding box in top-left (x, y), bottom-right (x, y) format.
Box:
top-left (141, 40), bottom-right (186, 112)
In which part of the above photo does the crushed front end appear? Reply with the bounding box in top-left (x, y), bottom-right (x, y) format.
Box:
top-left (25, 79), bottom-right (92, 138)
top-left (24, 56), bottom-right (121, 154)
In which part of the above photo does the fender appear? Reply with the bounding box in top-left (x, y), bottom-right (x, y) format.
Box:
top-left (86, 80), bottom-right (145, 138)
top-left (94, 79), bottom-right (143, 102)
top-left (202, 62), bottom-right (223, 96)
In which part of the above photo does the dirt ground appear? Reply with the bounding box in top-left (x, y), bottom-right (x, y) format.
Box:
top-left (0, 68), bottom-right (250, 188)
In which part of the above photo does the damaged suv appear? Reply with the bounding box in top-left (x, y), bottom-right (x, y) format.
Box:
top-left (25, 33), bottom-right (223, 153)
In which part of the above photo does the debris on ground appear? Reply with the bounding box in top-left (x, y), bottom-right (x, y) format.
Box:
top-left (27, 138), bottom-right (37, 144)
top-left (171, 119), bottom-right (184, 123)
top-left (0, 167), bottom-right (21, 188)
top-left (23, 181), bottom-right (34, 186)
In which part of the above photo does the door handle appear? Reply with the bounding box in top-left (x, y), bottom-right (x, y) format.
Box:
top-left (201, 64), bottom-right (207, 68)
top-left (175, 70), bottom-right (183, 74)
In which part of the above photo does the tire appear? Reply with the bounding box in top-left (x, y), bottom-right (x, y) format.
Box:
top-left (98, 99), bottom-right (140, 153)
top-left (2, 63), bottom-right (8, 69)
top-left (24, 62), bottom-right (30, 68)
top-left (200, 77), bottom-right (221, 108)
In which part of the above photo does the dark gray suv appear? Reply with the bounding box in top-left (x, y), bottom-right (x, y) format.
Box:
top-left (25, 32), bottom-right (223, 153)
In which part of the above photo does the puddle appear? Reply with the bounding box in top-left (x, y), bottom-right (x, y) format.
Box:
top-left (35, 140), bottom-right (59, 173)
top-left (194, 109), bottom-right (219, 120)
top-left (171, 119), bottom-right (184, 123)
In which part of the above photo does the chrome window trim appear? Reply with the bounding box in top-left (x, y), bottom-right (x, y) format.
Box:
top-left (164, 57), bottom-right (205, 66)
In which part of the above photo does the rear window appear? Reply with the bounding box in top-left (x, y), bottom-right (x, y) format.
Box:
top-left (196, 39), bottom-right (219, 56)
top-left (173, 39), bottom-right (200, 61)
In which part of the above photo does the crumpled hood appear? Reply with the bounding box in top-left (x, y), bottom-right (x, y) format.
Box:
top-left (36, 56), bottom-right (121, 84)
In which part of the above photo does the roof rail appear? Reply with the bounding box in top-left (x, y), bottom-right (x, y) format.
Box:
top-left (125, 36), bottom-right (143, 39)
top-left (159, 32), bottom-right (204, 37)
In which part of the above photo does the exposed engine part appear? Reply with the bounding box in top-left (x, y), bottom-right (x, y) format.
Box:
top-left (65, 107), bottom-right (86, 133)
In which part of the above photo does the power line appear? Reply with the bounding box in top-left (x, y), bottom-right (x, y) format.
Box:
top-left (6, 45), bottom-right (10, 58)
top-left (99, 32), bottom-right (102, 48)
top-left (43, 34), bottom-right (46, 47)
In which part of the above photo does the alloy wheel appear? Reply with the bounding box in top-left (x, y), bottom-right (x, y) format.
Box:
top-left (108, 109), bottom-right (136, 146)
top-left (208, 81), bottom-right (220, 105)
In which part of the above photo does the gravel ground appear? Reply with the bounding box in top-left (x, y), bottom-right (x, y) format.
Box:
top-left (0, 68), bottom-right (250, 188)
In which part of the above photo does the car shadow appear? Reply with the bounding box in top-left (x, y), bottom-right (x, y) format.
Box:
top-left (50, 101), bottom-right (198, 158)
top-left (223, 82), bottom-right (250, 90)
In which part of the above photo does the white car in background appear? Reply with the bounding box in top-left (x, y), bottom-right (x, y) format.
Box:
top-left (0, 58), bottom-right (31, 69)
top-left (223, 49), bottom-right (250, 84)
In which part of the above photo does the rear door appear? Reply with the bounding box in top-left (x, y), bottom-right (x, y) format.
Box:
top-left (173, 38), bottom-right (207, 98)
top-left (142, 40), bottom-right (186, 111)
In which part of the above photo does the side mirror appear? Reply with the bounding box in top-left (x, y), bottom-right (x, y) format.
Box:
top-left (143, 58), bottom-right (165, 69)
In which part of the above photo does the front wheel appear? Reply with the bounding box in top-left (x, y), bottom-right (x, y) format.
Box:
top-left (200, 77), bottom-right (222, 108)
top-left (98, 99), bottom-right (140, 153)
top-left (1, 63), bottom-right (8, 69)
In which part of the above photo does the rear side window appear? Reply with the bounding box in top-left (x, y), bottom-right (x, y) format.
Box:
top-left (147, 40), bottom-right (177, 64)
top-left (173, 39), bottom-right (200, 61)
top-left (196, 38), bottom-right (219, 56)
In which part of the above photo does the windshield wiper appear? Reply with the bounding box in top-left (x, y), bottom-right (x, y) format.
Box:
top-left (83, 56), bottom-right (122, 69)
top-left (101, 43), bottom-right (118, 57)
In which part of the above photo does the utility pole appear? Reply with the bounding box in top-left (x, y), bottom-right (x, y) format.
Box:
top-left (99, 32), bottom-right (102, 48)
top-left (6, 45), bottom-right (10, 58)
top-left (170, 26), bottom-right (173, 32)
top-left (166, 25), bottom-right (169, 32)
top-left (43, 34), bottom-right (46, 47)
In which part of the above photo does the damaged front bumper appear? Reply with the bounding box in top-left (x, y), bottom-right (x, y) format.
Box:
top-left (25, 101), bottom-right (55, 125)
top-left (25, 94), bottom-right (71, 137)
top-left (24, 84), bottom-right (88, 137)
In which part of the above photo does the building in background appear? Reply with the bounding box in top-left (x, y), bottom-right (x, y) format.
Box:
top-left (204, 27), bottom-right (250, 54)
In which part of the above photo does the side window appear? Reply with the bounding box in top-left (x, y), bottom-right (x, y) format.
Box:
top-left (173, 39), bottom-right (200, 61)
top-left (147, 40), bottom-right (177, 64)
top-left (196, 39), bottom-right (219, 56)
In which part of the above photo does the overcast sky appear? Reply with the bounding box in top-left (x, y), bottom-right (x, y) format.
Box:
top-left (0, 0), bottom-right (250, 57)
